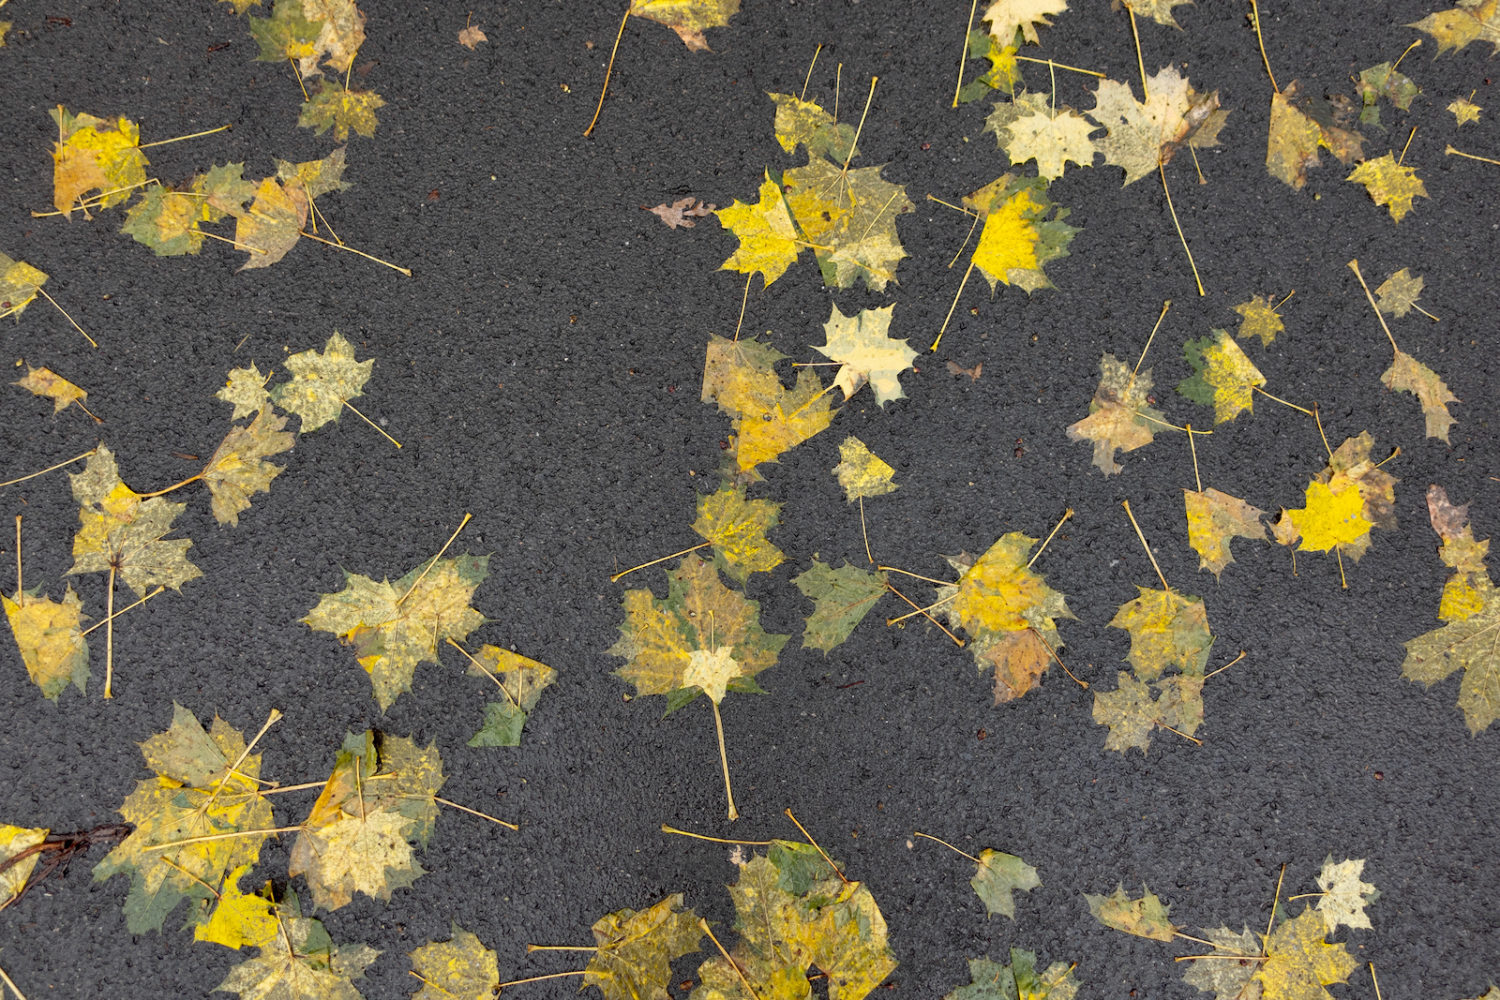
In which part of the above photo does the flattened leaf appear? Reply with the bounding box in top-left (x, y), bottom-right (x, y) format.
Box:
top-left (783, 158), bottom-right (914, 291)
top-left (983, 0), bottom-right (1068, 45)
top-left (1347, 153), bottom-right (1428, 223)
top-left (299, 82), bottom-right (384, 141)
top-left (49, 107), bottom-right (148, 216)
top-left (1402, 575), bottom-right (1500, 733)
top-left (584, 894), bottom-right (704, 1000)
top-left (1267, 82), bottom-right (1364, 189)
top-left (963, 174), bottom-right (1077, 292)
top-left (1410, 0), bottom-right (1500, 55)
top-left (217, 890), bottom-right (378, 1000)
top-left (218, 364), bottom-right (273, 421)
top-left (1284, 480), bottom-right (1371, 555)
top-left (410, 925), bottom-right (498, 1000)
top-left (1254, 909), bottom-right (1356, 1000)
top-left (1233, 294), bottom-right (1285, 347)
top-left (1089, 67), bottom-right (1227, 185)
top-left (1093, 672), bottom-right (1204, 753)
top-left (1067, 353), bottom-right (1173, 475)
top-left (462, 645), bottom-right (557, 748)
top-left (988, 92), bottom-right (1099, 180)
top-left (68, 445), bottom-right (202, 599)
top-left (1449, 96), bottom-right (1482, 125)
top-left (1, 824), bottom-right (49, 909)
top-left (958, 29), bottom-right (1022, 103)
top-left (814, 303), bottom-right (916, 406)
top-left (945, 949), bottom-right (1079, 1000)
top-left (1125, 0), bottom-right (1193, 28)
top-left (0, 252), bottom-right (47, 321)
top-left (971, 849), bottom-right (1040, 919)
top-left (833, 437), bottom-right (898, 502)
top-left (793, 560), bottom-right (887, 654)
top-left (194, 866), bottom-right (277, 950)
top-left (630, 0), bottom-right (739, 50)
top-left (93, 705), bottom-right (274, 934)
top-left (304, 552), bottom-right (488, 710)
top-left (1085, 884), bottom-right (1178, 940)
top-left (15, 366), bottom-right (89, 415)
top-left (235, 176), bottom-right (309, 270)
top-left (1109, 586), bottom-right (1213, 680)
top-left (271, 331), bottom-right (374, 433)
top-left (1356, 62), bottom-right (1420, 127)
top-left (204, 407), bottom-right (296, 525)
top-left (1181, 926), bottom-right (1263, 1000)
top-left (610, 553), bottom-right (787, 707)
top-left (1314, 857), bottom-right (1378, 933)
top-left (1178, 329), bottom-right (1266, 424)
top-left (768, 92), bottom-right (856, 162)
top-left (700, 335), bottom-right (834, 475)
top-left (1374, 268), bottom-right (1426, 318)
top-left (692, 485), bottom-right (784, 583)
top-left (1382, 349), bottom-right (1457, 442)
top-left (4, 586), bottom-right (89, 699)
top-left (1185, 488), bottom-right (1267, 578)
top-left (716, 172), bottom-right (803, 287)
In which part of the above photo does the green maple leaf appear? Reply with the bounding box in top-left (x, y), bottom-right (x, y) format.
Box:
top-left (304, 552), bottom-right (489, 710)
top-left (271, 331), bottom-right (375, 433)
top-left (410, 925), bottom-right (498, 1000)
top-left (782, 158), bottom-right (914, 291)
top-left (461, 645), bottom-right (558, 748)
top-left (1403, 575), bottom-right (1500, 734)
top-left (1084, 883), bottom-right (1178, 940)
top-left (793, 559), bottom-right (887, 653)
top-left (970, 849), bottom-right (1040, 919)
top-left (945, 949), bottom-right (1079, 1000)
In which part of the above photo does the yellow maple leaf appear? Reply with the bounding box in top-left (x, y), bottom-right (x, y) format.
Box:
top-left (1285, 480), bottom-right (1371, 554)
top-left (1410, 0), bottom-right (1500, 55)
top-left (1347, 153), bottom-right (1428, 222)
top-left (1184, 488), bottom-right (1267, 578)
top-left (692, 484), bottom-right (784, 582)
top-left (1382, 349), bottom-right (1457, 442)
top-left (716, 172), bottom-right (804, 286)
top-left (203, 407), bottom-right (296, 526)
top-left (1266, 82), bottom-right (1364, 189)
top-left (1233, 294), bottom-right (1285, 347)
top-left (298, 81), bottom-right (384, 140)
top-left (194, 866), bottom-right (278, 950)
top-left (833, 436), bottom-right (897, 502)
top-left (1274, 433), bottom-right (1397, 565)
top-left (1178, 329), bottom-right (1266, 424)
top-left (410, 925), bottom-right (499, 1000)
top-left (989, 92), bottom-right (1099, 180)
top-left (1089, 66), bottom-right (1227, 185)
top-left (49, 106), bottom-right (148, 216)
top-left (1449, 96), bottom-right (1483, 125)
top-left (14, 365), bottom-right (92, 417)
top-left (1109, 586), bottom-right (1213, 681)
top-left (1254, 909), bottom-right (1357, 1000)
top-left (983, 0), bottom-right (1068, 45)
top-left (814, 303), bottom-right (916, 406)
top-left (3, 585), bottom-right (89, 699)
top-left (963, 174), bottom-right (1078, 293)
top-left (0, 252), bottom-right (48, 322)
top-left (630, 0), bottom-right (739, 50)
top-left (782, 158), bottom-right (913, 291)
top-left (1, 824), bottom-right (49, 909)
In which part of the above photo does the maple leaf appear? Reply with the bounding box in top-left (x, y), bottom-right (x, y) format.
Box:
top-left (250, 0), bottom-right (366, 76)
top-left (1266, 81), bottom-right (1364, 189)
top-left (783, 158), bottom-right (914, 291)
top-left (1110, 585), bottom-right (1212, 680)
top-left (49, 106), bottom-right (148, 216)
top-left (1093, 672), bottom-right (1205, 752)
top-left (15, 366), bottom-right (91, 417)
top-left (1423, 485), bottom-right (1489, 623)
top-left (986, 92), bottom-right (1099, 180)
top-left (1374, 268), bottom-right (1426, 318)
top-left (1180, 926), bottom-right (1263, 1000)
top-left (1088, 67), bottom-right (1227, 185)
top-left (630, 0), bottom-right (739, 50)
top-left (692, 843), bottom-right (897, 1000)
top-left (1254, 909), bottom-right (1357, 1000)
top-left (1449, 96), bottom-right (1482, 125)
top-left (68, 445), bottom-right (202, 599)
top-left (3, 585), bottom-right (89, 699)
top-left (203, 407), bottom-right (296, 526)
top-left (1, 824), bottom-right (49, 909)
top-left (194, 866), bottom-right (278, 950)
top-left (1410, 0), bottom-right (1500, 55)
top-left (1185, 488), bottom-right (1267, 578)
top-left (610, 553), bottom-right (786, 709)
top-left (1067, 353), bottom-right (1174, 475)
top-left (1233, 294), bottom-right (1286, 347)
top-left (1402, 575), bottom-right (1500, 733)
top-left (1178, 329), bottom-right (1267, 424)
top-left (701, 335), bottom-right (836, 474)
top-left (303, 550), bottom-right (488, 710)
top-left (1085, 884), bottom-right (1178, 940)
top-left (793, 559), bottom-right (888, 653)
top-left (963, 174), bottom-right (1077, 292)
top-left (300, 81), bottom-right (384, 140)
top-left (971, 849), bottom-right (1040, 919)
top-left (0, 252), bottom-right (48, 321)
top-left (271, 331), bottom-right (374, 433)
top-left (1356, 62), bottom-right (1419, 128)
top-left (647, 196), bottom-right (716, 229)
top-left (121, 164), bottom-right (254, 256)
top-left (768, 93), bottom-right (857, 162)
top-left (692, 484), bottom-right (785, 583)
top-left (1273, 433), bottom-right (1396, 564)
top-left (217, 888), bottom-right (379, 1000)
top-left (1124, 0), bottom-right (1194, 28)
top-left (457, 23), bottom-right (487, 49)
top-left (958, 30), bottom-right (1022, 103)
top-left (944, 949), bottom-right (1080, 1000)
top-left (234, 150), bottom-right (351, 270)
top-left (1348, 153), bottom-right (1428, 222)
top-left (461, 645), bottom-right (558, 748)
top-left (1382, 348), bottom-right (1457, 442)
top-left (833, 437), bottom-right (898, 502)
top-left (219, 364), bottom-right (273, 420)
top-left (93, 704), bottom-right (275, 933)
top-left (1313, 857), bottom-right (1378, 933)
top-left (289, 731), bottom-right (445, 911)
top-left (716, 172), bottom-right (803, 286)
top-left (937, 535), bottom-right (1074, 703)
top-left (983, 0), bottom-right (1068, 45)
top-left (410, 925), bottom-right (498, 1000)
top-left (584, 894), bottom-right (705, 1000)
top-left (815, 303), bottom-right (916, 406)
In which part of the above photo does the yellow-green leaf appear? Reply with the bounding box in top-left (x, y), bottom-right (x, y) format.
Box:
top-left (1178, 329), bottom-right (1266, 424)
top-left (1084, 883), bottom-right (1178, 941)
top-left (833, 436), bottom-right (898, 502)
top-left (1382, 349), bottom-right (1457, 442)
top-left (1185, 488), bottom-right (1267, 578)
top-left (1067, 353), bottom-right (1173, 475)
top-left (1347, 153), bottom-right (1428, 223)
top-left (692, 484), bottom-right (784, 583)
top-left (3, 586), bottom-right (89, 699)
top-left (1232, 294), bottom-right (1285, 347)
top-left (410, 925), bottom-right (499, 1000)
top-left (1254, 909), bottom-right (1356, 1000)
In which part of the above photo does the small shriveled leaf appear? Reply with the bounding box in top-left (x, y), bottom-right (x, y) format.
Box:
top-left (814, 303), bottom-right (917, 406)
top-left (971, 849), bottom-right (1040, 919)
top-left (1085, 884), bottom-right (1178, 941)
top-left (793, 560), bottom-right (888, 654)
top-left (1449, 96), bottom-right (1482, 125)
top-left (1347, 153), bottom-right (1428, 223)
top-left (647, 197), bottom-right (715, 229)
top-left (410, 925), bottom-right (498, 1000)
top-left (457, 23), bottom-right (487, 48)
top-left (833, 436), bottom-right (898, 502)
top-left (271, 331), bottom-right (374, 433)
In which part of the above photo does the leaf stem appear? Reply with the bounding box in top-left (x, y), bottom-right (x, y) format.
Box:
top-left (525, 944), bottom-right (597, 953)
top-left (1014, 55), bottom-right (1104, 77)
top-left (700, 918), bottom-right (764, 1000)
top-left (710, 698), bottom-right (739, 822)
top-left (298, 230), bottom-right (412, 276)
top-left (1263, 863), bottom-right (1287, 949)
top-left (445, 638), bottom-right (520, 709)
top-left (1031, 626), bottom-right (1087, 689)
top-left (732, 272), bottom-right (754, 342)
top-left (398, 513), bottom-right (472, 605)
top-left (140, 123), bottom-right (232, 148)
top-left (1203, 650), bottom-right (1246, 680)
top-left (1187, 423), bottom-right (1203, 493)
top-left (201, 709), bottom-right (283, 815)
top-left (876, 565), bottom-right (954, 586)
top-left (932, 259), bottom-right (976, 352)
top-left (12, 516), bottom-right (20, 594)
top-left (952, 0), bottom-right (981, 108)
top-left (912, 830), bottom-right (981, 865)
top-left (143, 826), bottom-right (304, 850)
top-left (433, 795), bottom-right (519, 830)
top-left (104, 567), bottom-right (116, 699)
top-left (1134, 300), bottom-right (1171, 377)
top-left (1251, 386), bottom-right (1315, 417)
top-left (136, 472), bottom-right (204, 498)
top-left (858, 496), bottom-right (874, 565)
top-left (884, 582), bottom-right (964, 646)
top-left (584, 5), bottom-right (632, 137)
top-left (660, 824), bottom-right (774, 846)
top-left (1346, 259), bottom-right (1400, 355)
top-left (35, 287), bottom-right (97, 347)
top-left (1154, 719), bottom-right (1202, 744)
top-left (407, 970), bottom-right (460, 997)
top-left (1121, 499), bottom-right (1170, 592)
top-left (495, 971), bottom-right (589, 989)
top-left (340, 399), bottom-right (402, 448)
top-left (800, 44), bottom-right (823, 102)
top-left (1446, 143), bottom-right (1500, 166)
top-left (839, 76), bottom-right (878, 176)
top-left (885, 590), bottom-right (957, 626)
top-left (1027, 508), bottom-right (1074, 568)
top-left (81, 588), bottom-right (163, 639)
top-left (1370, 963), bottom-right (1384, 1000)
top-left (1398, 126), bottom-right (1417, 167)
top-left (1128, 8), bottom-right (1148, 100)
top-left (783, 808), bottom-right (849, 884)
top-left (611, 542), bottom-right (711, 583)
top-left (1248, 0), bottom-right (1279, 93)
top-left (1158, 164), bottom-right (1204, 296)
top-left (0, 448), bottom-right (96, 489)
top-left (0, 961), bottom-right (29, 1000)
